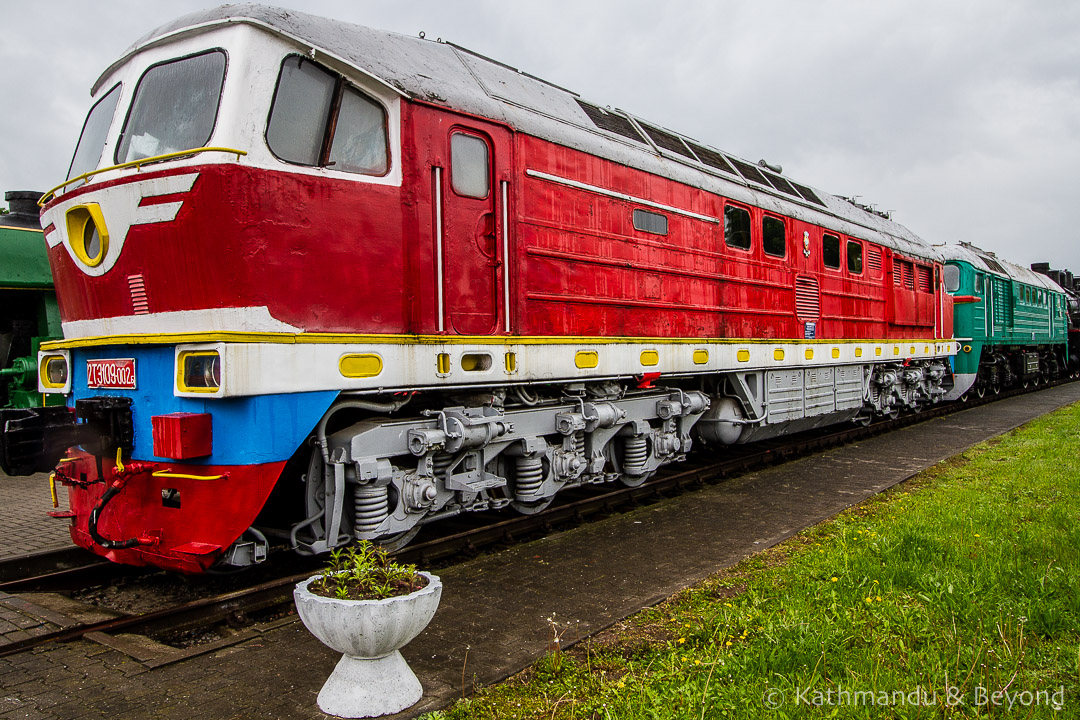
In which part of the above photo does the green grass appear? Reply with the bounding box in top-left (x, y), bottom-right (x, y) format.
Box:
top-left (427, 401), bottom-right (1080, 719)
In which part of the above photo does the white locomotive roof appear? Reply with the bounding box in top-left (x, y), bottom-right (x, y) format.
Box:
top-left (939, 243), bottom-right (1064, 293)
top-left (100, 3), bottom-right (942, 263)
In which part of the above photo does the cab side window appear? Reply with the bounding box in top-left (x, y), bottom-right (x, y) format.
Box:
top-left (450, 133), bottom-right (490, 198)
top-left (267, 55), bottom-right (389, 176)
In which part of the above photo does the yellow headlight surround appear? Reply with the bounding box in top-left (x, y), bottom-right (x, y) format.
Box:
top-left (65, 203), bottom-right (110, 267)
top-left (177, 350), bottom-right (221, 393)
top-left (39, 355), bottom-right (69, 389)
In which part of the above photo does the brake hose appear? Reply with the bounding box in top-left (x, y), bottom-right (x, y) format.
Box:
top-left (87, 452), bottom-right (156, 549)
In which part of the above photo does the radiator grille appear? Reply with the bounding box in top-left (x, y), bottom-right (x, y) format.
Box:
top-left (894, 259), bottom-right (915, 290)
top-left (795, 275), bottom-right (821, 318)
top-left (128, 274), bottom-right (149, 315)
top-left (916, 265), bottom-right (933, 293)
top-left (867, 247), bottom-right (882, 273)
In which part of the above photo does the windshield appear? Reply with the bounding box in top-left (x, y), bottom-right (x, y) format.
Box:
top-left (115, 50), bottom-right (226, 164)
top-left (944, 265), bottom-right (961, 293)
top-left (67, 84), bottom-right (122, 181)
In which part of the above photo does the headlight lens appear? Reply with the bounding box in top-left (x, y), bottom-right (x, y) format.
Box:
top-left (179, 352), bottom-right (221, 392)
top-left (40, 355), bottom-right (69, 389)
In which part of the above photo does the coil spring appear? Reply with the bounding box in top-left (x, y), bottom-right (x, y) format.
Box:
top-left (431, 453), bottom-right (453, 480)
top-left (573, 431), bottom-right (585, 456)
top-left (623, 435), bottom-right (648, 476)
top-left (514, 455), bottom-right (544, 499)
top-left (354, 485), bottom-right (389, 534)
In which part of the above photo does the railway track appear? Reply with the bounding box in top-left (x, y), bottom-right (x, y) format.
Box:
top-left (0, 378), bottom-right (1067, 661)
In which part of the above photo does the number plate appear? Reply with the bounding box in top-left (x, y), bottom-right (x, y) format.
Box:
top-left (86, 358), bottom-right (137, 389)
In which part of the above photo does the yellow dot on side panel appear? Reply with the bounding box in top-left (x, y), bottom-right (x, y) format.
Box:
top-left (640, 350), bottom-right (659, 366)
top-left (737, 349), bottom-right (750, 363)
top-left (774, 348), bottom-right (785, 361)
top-left (805, 348), bottom-right (814, 360)
top-left (575, 350), bottom-right (599, 368)
top-left (856, 347), bottom-right (864, 358)
top-left (831, 348), bottom-right (840, 359)
top-left (693, 349), bottom-right (709, 364)
top-left (339, 353), bottom-right (383, 378)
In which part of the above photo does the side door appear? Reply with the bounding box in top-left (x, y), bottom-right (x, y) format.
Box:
top-left (439, 123), bottom-right (511, 335)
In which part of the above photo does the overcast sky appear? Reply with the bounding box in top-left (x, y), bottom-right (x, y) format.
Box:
top-left (2, 0), bottom-right (1078, 273)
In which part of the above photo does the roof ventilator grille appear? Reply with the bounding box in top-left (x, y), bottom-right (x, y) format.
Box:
top-left (686, 143), bottom-right (738, 175)
top-left (795, 275), bottom-right (821, 318)
top-left (576, 99), bottom-right (646, 144)
top-left (728, 158), bottom-right (772, 187)
top-left (762, 171), bottom-right (801, 199)
top-left (789, 180), bottom-right (827, 207)
top-left (640, 123), bottom-right (696, 160)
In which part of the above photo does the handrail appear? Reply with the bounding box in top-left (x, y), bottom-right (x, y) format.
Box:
top-left (39, 147), bottom-right (248, 206)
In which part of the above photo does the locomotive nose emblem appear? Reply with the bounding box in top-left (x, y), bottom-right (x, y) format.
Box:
top-left (42, 172), bottom-right (199, 276)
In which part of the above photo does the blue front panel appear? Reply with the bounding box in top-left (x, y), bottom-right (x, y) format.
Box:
top-left (70, 346), bottom-right (337, 465)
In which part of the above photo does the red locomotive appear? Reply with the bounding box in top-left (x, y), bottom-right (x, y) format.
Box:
top-left (0, 4), bottom-right (957, 572)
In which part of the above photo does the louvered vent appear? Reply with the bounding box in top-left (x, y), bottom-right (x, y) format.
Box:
top-left (902, 262), bottom-right (915, 290)
top-left (790, 180), bottom-right (827, 207)
top-left (641, 124), bottom-right (696, 159)
top-left (981, 255), bottom-right (1007, 274)
top-left (576, 99), bottom-right (645, 144)
top-left (128, 274), bottom-right (149, 315)
top-left (867, 247), bottom-right (882, 273)
top-left (795, 275), bottom-right (821, 318)
top-left (686, 142), bottom-right (737, 175)
top-left (916, 265), bottom-right (933, 293)
top-left (728, 157), bottom-right (771, 187)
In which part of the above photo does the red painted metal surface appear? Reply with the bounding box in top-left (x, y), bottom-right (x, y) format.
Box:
top-left (56, 451), bottom-right (285, 573)
top-left (44, 102), bottom-right (947, 344)
top-left (152, 412), bottom-right (212, 460)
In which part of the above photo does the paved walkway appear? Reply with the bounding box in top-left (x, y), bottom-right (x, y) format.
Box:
top-left (0, 384), bottom-right (1077, 719)
top-left (0, 471), bottom-right (71, 561)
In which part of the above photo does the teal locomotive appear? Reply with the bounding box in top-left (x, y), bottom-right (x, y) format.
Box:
top-left (941, 243), bottom-right (1072, 399)
top-left (0, 191), bottom-right (63, 409)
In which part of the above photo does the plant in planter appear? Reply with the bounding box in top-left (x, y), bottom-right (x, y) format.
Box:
top-left (294, 542), bottom-right (442, 718)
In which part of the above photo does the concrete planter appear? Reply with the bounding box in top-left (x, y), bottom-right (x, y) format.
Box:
top-left (294, 571), bottom-right (442, 718)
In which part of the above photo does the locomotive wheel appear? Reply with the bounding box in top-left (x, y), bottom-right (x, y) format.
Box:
top-left (511, 495), bottom-right (556, 515)
top-left (1022, 379), bottom-right (1030, 389)
top-left (975, 384), bottom-right (986, 399)
top-left (619, 472), bottom-right (653, 488)
top-left (991, 380), bottom-right (1002, 396)
top-left (373, 526), bottom-right (421, 552)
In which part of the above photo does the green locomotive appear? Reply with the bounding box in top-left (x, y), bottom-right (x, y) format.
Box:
top-left (0, 191), bottom-right (63, 409)
top-left (942, 243), bottom-right (1070, 399)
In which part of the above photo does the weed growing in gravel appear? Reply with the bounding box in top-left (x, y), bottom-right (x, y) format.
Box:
top-left (428, 402), bottom-right (1080, 719)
